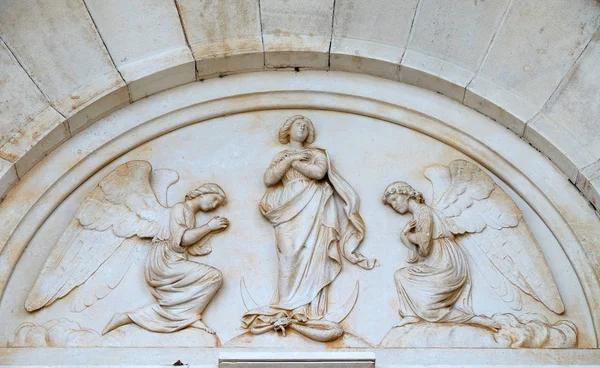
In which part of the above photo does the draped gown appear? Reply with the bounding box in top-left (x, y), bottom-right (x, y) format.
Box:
top-left (242, 148), bottom-right (373, 327)
top-left (127, 202), bottom-right (223, 333)
top-left (395, 204), bottom-right (474, 323)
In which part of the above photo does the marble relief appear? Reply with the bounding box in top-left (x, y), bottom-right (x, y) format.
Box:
top-left (4, 111), bottom-right (589, 349)
top-left (381, 160), bottom-right (577, 348)
top-left (240, 116), bottom-right (376, 343)
top-left (24, 161), bottom-right (229, 343)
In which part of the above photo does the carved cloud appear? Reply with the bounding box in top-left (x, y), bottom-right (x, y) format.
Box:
top-left (10, 319), bottom-right (103, 347)
top-left (493, 313), bottom-right (577, 348)
top-left (381, 313), bottom-right (577, 348)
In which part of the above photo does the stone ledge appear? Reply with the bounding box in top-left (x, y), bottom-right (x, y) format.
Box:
top-left (0, 106), bottom-right (69, 178)
top-left (0, 159), bottom-right (17, 201)
top-left (577, 160), bottom-right (600, 215)
top-left (191, 37), bottom-right (264, 79)
top-left (118, 46), bottom-right (196, 102)
top-left (399, 49), bottom-right (474, 103)
top-left (264, 34), bottom-right (330, 70)
top-left (465, 75), bottom-right (539, 136)
top-left (330, 37), bottom-right (402, 80)
top-left (524, 113), bottom-right (583, 183)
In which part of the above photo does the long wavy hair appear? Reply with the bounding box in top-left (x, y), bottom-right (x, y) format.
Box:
top-left (278, 115), bottom-right (316, 145)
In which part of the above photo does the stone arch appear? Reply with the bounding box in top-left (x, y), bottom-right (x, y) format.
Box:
top-left (0, 73), bottom-right (598, 360)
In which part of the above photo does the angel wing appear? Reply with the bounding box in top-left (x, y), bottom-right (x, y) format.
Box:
top-left (25, 160), bottom-right (179, 312)
top-left (424, 159), bottom-right (564, 314)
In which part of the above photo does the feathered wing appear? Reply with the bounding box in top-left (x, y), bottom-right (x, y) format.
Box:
top-left (425, 160), bottom-right (565, 314)
top-left (25, 161), bottom-right (172, 312)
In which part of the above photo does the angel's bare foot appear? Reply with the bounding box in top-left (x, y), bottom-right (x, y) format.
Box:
top-left (467, 315), bottom-right (501, 332)
top-left (102, 312), bottom-right (132, 335)
top-left (394, 316), bottom-right (421, 328)
top-left (191, 320), bottom-right (216, 335)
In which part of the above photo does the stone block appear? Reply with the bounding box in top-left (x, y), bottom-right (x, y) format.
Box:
top-left (400, 50), bottom-right (473, 102)
top-left (85, 0), bottom-right (196, 101)
top-left (0, 107), bottom-right (69, 177)
top-left (0, 39), bottom-right (49, 142)
top-left (0, 158), bottom-right (17, 201)
top-left (528, 30), bottom-right (600, 183)
top-left (408, 0), bottom-right (510, 72)
top-left (330, 0), bottom-right (417, 79)
top-left (577, 161), bottom-right (600, 214)
top-left (0, 0), bottom-right (129, 130)
top-left (261, 0), bottom-right (334, 69)
top-left (467, 0), bottom-right (600, 134)
top-left (176, 0), bottom-right (264, 78)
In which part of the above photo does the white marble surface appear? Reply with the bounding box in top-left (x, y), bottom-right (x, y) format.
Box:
top-left (2, 109), bottom-right (587, 347)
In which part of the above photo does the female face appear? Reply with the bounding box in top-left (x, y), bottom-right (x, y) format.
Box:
top-left (289, 119), bottom-right (310, 143)
top-left (388, 194), bottom-right (409, 214)
top-left (198, 193), bottom-right (222, 212)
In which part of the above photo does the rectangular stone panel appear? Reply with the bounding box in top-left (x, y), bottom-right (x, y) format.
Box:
top-left (219, 352), bottom-right (375, 368)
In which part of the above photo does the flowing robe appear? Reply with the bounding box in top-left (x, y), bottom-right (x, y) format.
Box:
top-left (127, 203), bottom-right (223, 333)
top-left (243, 148), bottom-right (374, 326)
top-left (395, 204), bottom-right (474, 323)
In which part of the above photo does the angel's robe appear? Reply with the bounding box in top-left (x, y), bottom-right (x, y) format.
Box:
top-left (127, 202), bottom-right (223, 333)
top-left (395, 204), bottom-right (474, 323)
top-left (242, 148), bottom-right (373, 328)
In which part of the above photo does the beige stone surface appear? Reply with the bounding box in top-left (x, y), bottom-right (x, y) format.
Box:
top-left (0, 39), bottom-right (70, 179)
top-left (176, 0), bottom-right (263, 78)
top-left (0, 0), bottom-right (598, 219)
top-left (525, 30), bottom-right (600, 183)
top-left (0, 107), bottom-right (69, 178)
top-left (0, 0), bottom-right (129, 132)
top-left (576, 161), bottom-right (600, 215)
top-left (400, 50), bottom-right (473, 102)
top-left (465, 0), bottom-right (600, 135)
top-left (261, 0), bottom-right (334, 69)
top-left (3, 109), bottom-right (590, 348)
top-left (0, 39), bottom-right (49, 144)
top-left (0, 8), bottom-right (597, 365)
top-left (408, 0), bottom-right (511, 73)
top-left (330, 0), bottom-right (418, 79)
top-left (0, 159), bottom-right (17, 201)
top-left (399, 0), bottom-right (510, 101)
top-left (84, 0), bottom-right (195, 101)
top-left (0, 73), bottom-right (597, 363)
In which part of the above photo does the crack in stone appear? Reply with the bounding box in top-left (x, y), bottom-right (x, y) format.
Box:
top-left (327, 0), bottom-right (337, 69)
top-left (0, 36), bottom-right (62, 121)
top-left (258, 0), bottom-right (266, 68)
top-left (398, 0), bottom-right (423, 77)
top-left (540, 26), bottom-right (600, 116)
top-left (82, 0), bottom-right (130, 106)
top-left (173, 0), bottom-right (199, 80)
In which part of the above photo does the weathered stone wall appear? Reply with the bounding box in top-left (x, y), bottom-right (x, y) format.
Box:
top-left (0, 1), bottom-right (599, 213)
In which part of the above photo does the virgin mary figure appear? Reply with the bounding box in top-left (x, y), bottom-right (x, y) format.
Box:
top-left (242, 115), bottom-right (377, 342)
